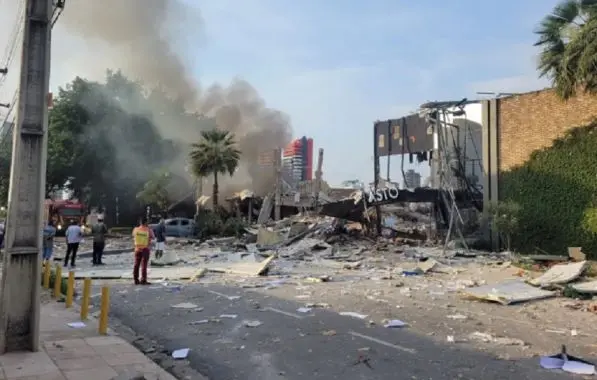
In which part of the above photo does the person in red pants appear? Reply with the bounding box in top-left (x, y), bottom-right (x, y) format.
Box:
top-left (132, 217), bottom-right (154, 285)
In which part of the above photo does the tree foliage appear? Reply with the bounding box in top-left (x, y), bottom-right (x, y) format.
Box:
top-left (136, 170), bottom-right (172, 212)
top-left (0, 70), bottom-right (200, 225)
top-left (535, 0), bottom-right (597, 99)
top-left (189, 129), bottom-right (241, 208)
top-left (500, 122), bottom-right (597, 255)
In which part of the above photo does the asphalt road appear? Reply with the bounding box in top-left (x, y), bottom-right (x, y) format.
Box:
top-left (91, 282), bottom-right (569, 380)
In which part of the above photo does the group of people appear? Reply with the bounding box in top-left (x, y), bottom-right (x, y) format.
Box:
top-left (40, 216), bottom-right (168, 286)
top-left (42, 217), bottom-right (109, 268)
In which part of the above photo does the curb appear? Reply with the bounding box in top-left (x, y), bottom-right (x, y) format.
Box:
top-left (53, 248), bottom-right (132, 262)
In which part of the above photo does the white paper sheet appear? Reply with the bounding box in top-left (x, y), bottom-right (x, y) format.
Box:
top-left (172, 348), bottom-right (190, 359)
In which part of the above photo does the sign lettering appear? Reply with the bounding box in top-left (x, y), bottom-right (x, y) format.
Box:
top-left (365, 186), bottom-right (400, 204)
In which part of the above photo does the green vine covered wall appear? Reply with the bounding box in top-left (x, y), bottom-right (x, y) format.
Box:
top-left (499, 122), bottom-right (597, 256)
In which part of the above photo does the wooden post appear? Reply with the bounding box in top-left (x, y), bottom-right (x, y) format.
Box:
top-left (274, 148), bottom-right (282, 221)
top-left (313, 148), bottom-right (324, 207)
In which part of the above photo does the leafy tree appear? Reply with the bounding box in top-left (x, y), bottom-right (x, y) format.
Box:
top-left (136, 170), bottom-right (172, 212)
top-left (189, 129), bottom-right (241, 208)
top-left (535, 0), bottom-right (597, 99)
top-left (484, 201), bottom-right (521, 252)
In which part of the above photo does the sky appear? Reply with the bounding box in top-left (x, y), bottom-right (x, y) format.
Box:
top-left (0, 0), bottom-right (560, 187)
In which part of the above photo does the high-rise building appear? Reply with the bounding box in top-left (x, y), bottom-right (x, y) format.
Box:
top-left (404, 169), bottom-right (421, 188)
top-left (282, 136), bottom-right (313, 183)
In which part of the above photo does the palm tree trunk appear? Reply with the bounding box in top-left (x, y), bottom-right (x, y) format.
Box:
top-left (212, 171), bottom-right (219, 209)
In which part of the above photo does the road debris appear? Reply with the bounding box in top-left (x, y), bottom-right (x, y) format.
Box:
top-left (528, 261), bottom-right (588, 287)
top-left (171, 302), bottom-right (199, 309)
top-left (339, 312), bottom-right (368, 319)
top-left (243, 320), bottom-right (262, 328)
top-left (468, 332), bottom-right (526, 346)
top-left (462, 280), bottom-right (556, 305)
top-left (172, 348), bottom-right (190, 359)
top-left (540, 345), bottom-right (595, 375)
top-left (383, 319), bottom-right (407, 328)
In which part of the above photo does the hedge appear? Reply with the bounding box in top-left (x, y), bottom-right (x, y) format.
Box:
top-left (500, 122), bottom-right (597, 257)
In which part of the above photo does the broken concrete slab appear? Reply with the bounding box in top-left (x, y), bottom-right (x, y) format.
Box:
top-left (204, 255), bottom-right (275, 276)
top-left (150, 251), bottom-right (183, 267)
top-left (415, 259), bottom-right (454, 274)
top-left (527, 261), bottom-right (588, 287)
top-left (571, 280), bottom-right (597, 294)
top-left (257, 227), bottom-right (287, 246)
top-left (462, 280), bottom-right (556, 305)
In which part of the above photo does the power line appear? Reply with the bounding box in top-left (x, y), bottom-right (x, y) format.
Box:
top-left (0, 0), bottom-right (66, 145)
top-left (0, 0), bottom-right (26, 87)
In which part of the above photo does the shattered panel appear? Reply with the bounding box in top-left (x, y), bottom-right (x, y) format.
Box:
top-left (527, 261), bottom-right (588, 287)
top-left (462, 280), bottom-right (556, 305)
top-left (374, 114), bottom-right (433, 157)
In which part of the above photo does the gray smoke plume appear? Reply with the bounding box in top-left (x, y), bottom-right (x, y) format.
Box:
top-left (58, 0), bottom-right (292, 195)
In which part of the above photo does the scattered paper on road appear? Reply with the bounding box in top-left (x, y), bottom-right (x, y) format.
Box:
top-left (172, 348), bottom-right (190, 359)
top-left (339, 311), bottom-right (368, 319)
top-left (297, 307), bottom-right (312, 313)
top-left (540, 356), bottom-right (596, 375)
top-left (243, 320), bottom-right (262, 328)
top-left (67, 322), bottom-right (86, 329)
top-left (188, 320), bottom-right (209, 325)
top-left (171, 302), bottom-right (199, 309)
top-left (562, 360), bottom-right (596, 375)
top-left (384, 319), bottom-right (407, 328)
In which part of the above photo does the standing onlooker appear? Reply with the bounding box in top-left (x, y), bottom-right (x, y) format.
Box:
top-left (42, 220), bottom-right (56, 263)
top-left (154, 218), bottom-right (166, 259)
top-left (91, 216), bottom-right (108, 265)
top-left (132, 217), bottom-right (154, 285)
top-left (64, 220), bottom-right (83, 268)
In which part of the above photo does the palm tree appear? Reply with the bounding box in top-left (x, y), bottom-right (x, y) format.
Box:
top-left (189, 129), bottom-right (241, 208)
top-left (535, 0), bottom-right (597, 99)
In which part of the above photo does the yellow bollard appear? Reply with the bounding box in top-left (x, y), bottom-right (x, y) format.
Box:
top-left (80, 278), bottom-right (91, 320)
top-left (53, 264), bottom-right (62, 298)
top-left (98, 286), bottom-right (110, 335)
top-left (65, 271), bottom-right (75, 308)
top-left (43, 262), bottom-right (51, 289)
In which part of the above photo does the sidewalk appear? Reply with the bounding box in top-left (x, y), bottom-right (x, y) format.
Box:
top-left (0, 302), bottom-right (178, 380)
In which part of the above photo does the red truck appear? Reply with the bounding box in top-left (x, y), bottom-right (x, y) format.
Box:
top-left (44, 199), bottom-right (86, 234)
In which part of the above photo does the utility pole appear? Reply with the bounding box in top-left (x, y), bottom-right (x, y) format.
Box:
top-left (273, 148), bottom-right (282, 221)
top-left (0, 0), bottom-right (53, 353)
top-left (312, 148), bottom-right (324, 208)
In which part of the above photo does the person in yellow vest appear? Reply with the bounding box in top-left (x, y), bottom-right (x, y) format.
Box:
top-left (132, 217), bottom-right (155, 285)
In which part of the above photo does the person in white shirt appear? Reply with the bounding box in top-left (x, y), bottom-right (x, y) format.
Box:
top-left (64, 221), bottom-right (83, 267)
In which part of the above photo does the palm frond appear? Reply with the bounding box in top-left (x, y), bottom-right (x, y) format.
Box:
top-left (188, 128), bottom-right (241, 179)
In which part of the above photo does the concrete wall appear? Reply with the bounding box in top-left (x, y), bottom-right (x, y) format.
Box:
top-left (497, 89), bottom-right (597, 171)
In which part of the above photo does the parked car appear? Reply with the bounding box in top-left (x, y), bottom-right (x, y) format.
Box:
top-left (149, 217), bottom-right (195, 238)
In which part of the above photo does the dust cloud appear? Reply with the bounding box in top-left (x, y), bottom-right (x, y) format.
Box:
top-left (57, 0), bottom-right (292, 196)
